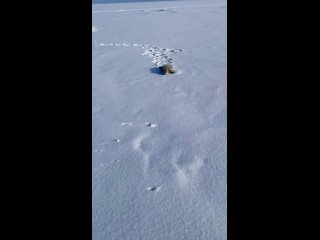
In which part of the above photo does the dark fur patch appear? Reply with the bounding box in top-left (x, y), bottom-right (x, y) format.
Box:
top-left (159, 64), bottom-right (176, 75)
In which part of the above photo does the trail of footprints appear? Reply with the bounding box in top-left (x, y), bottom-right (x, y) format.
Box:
top-left (93, 122), bottom-right (157, 159)
top-left (93, 120), bottom-right (207, 193)
top-left (142, 47), bottom-right (183, 67)
top-left (93, 30), bottom-right (204, 192)
top-left (93, 41), bottom-right (183, 67)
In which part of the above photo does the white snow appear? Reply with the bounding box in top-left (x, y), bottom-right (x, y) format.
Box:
top-left (93, 0), bottom-right (227, 239)
top-left (92, 25), bottom-right (102, 32)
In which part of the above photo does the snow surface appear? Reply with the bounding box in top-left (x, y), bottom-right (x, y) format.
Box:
top-left (93, 0), bottom-right (227, 239)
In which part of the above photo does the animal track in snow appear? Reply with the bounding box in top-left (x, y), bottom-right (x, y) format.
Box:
top-left (120, 122), bottom-right (159, 128)
top-left (145, 122), bottom-right (158, 128)
top-left (92, 26), bottom-right (102, 32)
top-left (174, 87), bottom-right (187, 97)
top-left (109, 159), bottom-right (120, 165)
top-left (142, 47), bottom-right (183, 67)
top-left (95, 42), bottom-right (141, 47)
top-left (147, 186), bottom-right (162, 192)
top-left (93, 139), bottom-right (120, 146)
top-left (93, 148), bottom-right (104, 153)
top-left (121, 122), bottom-right (134, 126)
top-left (93, 42), bottom-right (183, 67)
top-left (172, 154), bottom-right (205, 190)
top-left (132, 132), bottom-right (151, 175)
